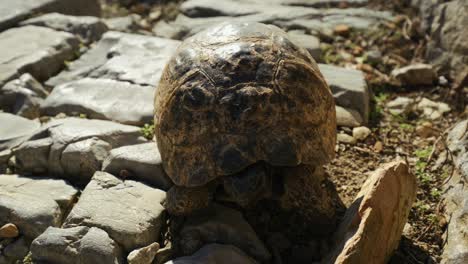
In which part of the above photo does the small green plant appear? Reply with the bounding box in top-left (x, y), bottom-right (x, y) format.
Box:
top-left (399, 123), bottom-right (414, 132)
top-left (414, 146), bottom-right (434, 184)
top-left (415, 146), bottom-right (433, 160)
top-left (79, 113), bottom-right (87, 119)
top-left (375, 93), bottom-right (389, 104)
top-left (414, 200), bottom-right (430, 213)
top-left (430, 188), bottom-right (442, 199)
top-left (141, 123), bottom-right (155, 140)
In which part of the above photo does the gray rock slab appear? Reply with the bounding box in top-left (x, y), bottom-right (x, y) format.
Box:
top-left (0, 25), bottom-right (79, 87)
top-left (102, 143), bottom-right (173, 191)
top-left (13, 118), bottom-right (145, 183)
top-left (0, 174), bottom-right (78, 239)
top-left (442, 119), bottom-right (468, 264)
top-left (0, 112), bottom-right (40, 151)
top-left (0, 73), bottom-right (48, 119)
top-left (319, 64), bottom-right (369, 123)
top-left (179, 204), bottom-right (270, 262)
top-left (0, 0), bottom-right (101, 31)
top-left (154, 3), bottom-right (392, 40)
top-left (336, 105), bottom-right (363, 127)
top-left (181, 0), bottom-right (368, 18)
top-left (166, 244), bottom-right (257, 264)
top-left (104, 14), bottom-right (142, 33)
top-left (31, 226), bottom-right (124, 264)
top-left (20, 13), bottom-right (108, 44)
top-left (41, 78), bottom-right (154, 125)
top-left (63, 171), bottom-right (166, 252)
top-left (288, 30), bottom-right (322, 62)
top-left (46, 31), bottom-right (181, 88)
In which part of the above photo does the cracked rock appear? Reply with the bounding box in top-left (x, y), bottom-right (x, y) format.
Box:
top-left (31, 226), bottom-right (124, 264)
top-left (63, 171), bottom-right (166, 252)
top-left (0, 174), bottom-right (78, 240)
top-left (102, 142), bottom-right (173, 191)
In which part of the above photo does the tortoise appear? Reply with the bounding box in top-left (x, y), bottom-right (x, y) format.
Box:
top-left (154, 22), bottom-right (336, 214)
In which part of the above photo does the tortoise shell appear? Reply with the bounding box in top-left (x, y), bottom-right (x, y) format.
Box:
top-left (154, 22), bottom-right (336, 187)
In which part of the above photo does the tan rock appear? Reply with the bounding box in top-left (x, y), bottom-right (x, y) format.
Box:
top-left (0, 223), bottom-right (19, 238)
top-left (128, 242), bottom-right (160, 264)
top-left (324, 161), bottom-right (416, 264)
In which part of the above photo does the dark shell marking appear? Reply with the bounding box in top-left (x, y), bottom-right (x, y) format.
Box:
top-left (155, 22), bottom-right (336, 187)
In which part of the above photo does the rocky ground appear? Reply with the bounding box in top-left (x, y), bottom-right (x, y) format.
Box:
top-left (0, 0), bottom-right (466, 264)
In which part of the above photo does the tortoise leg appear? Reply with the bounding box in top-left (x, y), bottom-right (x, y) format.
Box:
top-left (165, 185), bottom-right (212, 216)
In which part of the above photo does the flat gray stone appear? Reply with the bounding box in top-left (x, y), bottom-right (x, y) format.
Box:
top-left (319, 64), bottom-right (369, 123)
top-left (0, 112), bottom-right (40, 151)
top-left (0, 0), bottom-right (101, 31)
top-left (102, 143), bottom-right (173, 191)
top-left (181, 0), bottom-right (368, 18)
top-left (442, 119), bottom-right (468, 264)
top-left (13, 118), bottom-right (145, 183)
top-left (104, 14), bottom-right (142, 33)
top-left (0, 73), bottom-right (48, 118)
top-left (165, 244), bottom-right (257, 264)
top-left (336, 105), bottom-right (363, 127)
top-left (179, 204), bottom-right (270, 262)
top-left (20, 13), bottom-right (108, 44)
top-left (46, 31), bottom-right (181, 88)
top-left (31, 226), bottom-right (124, 264)
top-left (288, 30), bottom-right (322, 62)
top-left (0, 25), bottom-right (79, 87)
top-left (63, 171), bottom-right (166, 252)
top-left (154, 2), bottom-right (391, 40)
top-left (41, 78), bottom-right (154, 125)
top-left (0, 174), bottom-right (78, 240)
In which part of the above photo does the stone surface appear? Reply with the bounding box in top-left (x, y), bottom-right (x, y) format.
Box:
top-left (287, 30), bottom-right (322, 62)
top-left (127, 242), bottom-right (160, 264)
top-left (0, 112), bottom-right (40, 151)
top-left (154, 1), bottom-right (391, 40)
top-left (442, 119), bottom-right (468, 264)
top-left (336, 105), bottom-right (363, 127)
top-left (102, 143), bottom-right (173, 190)
top-left (0, 26), bottom-right (79, 87)
top-left (165, 244), bottom-right (257, 264)
top-left (41, 78), bottom-right (154, 125)
top-left (414, 0), bottom-right (468, 78)
top-left (325, 161), bottom-right (416, 263)
top-left (352, 126), bottom-right (371, 141)
top-left (319, 64), bottom-right (369, 123)
top-left (13, 118), bottom-right (145, 183)
top-left (178, 204), bottom-right (270, 261)
top-left (386, 96), bottom-right (415, 116)
top-left (0, 223), bottom-right (19, 238)
top-left (155, 22), bottom-right (336, 187)
top-left (416, 97), bottom-right (450, 120)
top-left (46, 31), bottom-right (181, 88)
top-left (337, 133), bottom-right (356, 144)
top-left (21, 13), bottom-right (108, 43)
top-left (0, 174), bottom-right (78, 239)
top-left (0, 73), bottom-right (47, 118)
top-left (391, 64), bottom-right (437, 86)
top-left (0, 0), bottom-right (101, 31)
top-left (63, 171), bottom-right (166, 252)
top-left (104, 15), bottom-right (142, 33)
top-left (31, 226), bottom-right (124, 264)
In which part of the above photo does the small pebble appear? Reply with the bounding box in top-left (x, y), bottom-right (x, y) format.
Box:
top-left (337, 133), bottom-right (356, 145)
top-left (352, 126), bottom-right (372, 141)
top-left (0, 223), bottom-right (19, 238)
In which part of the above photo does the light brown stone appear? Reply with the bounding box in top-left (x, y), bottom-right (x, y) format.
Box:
top-left (0, 223), bottom-right (19, 238)
top-left (324, 161), bottom-right (416, 264)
